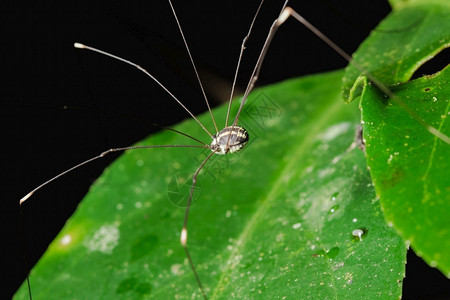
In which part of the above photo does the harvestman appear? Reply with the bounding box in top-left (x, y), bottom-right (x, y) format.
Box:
top-left (19, 0), bottom-right (450, 299)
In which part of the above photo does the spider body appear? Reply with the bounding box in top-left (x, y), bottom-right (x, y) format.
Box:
top-left (211, 126), bottom-right (249, 155)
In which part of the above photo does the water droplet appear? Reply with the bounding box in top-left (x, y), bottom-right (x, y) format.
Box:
top-left (327, 247), bottom-right (340, 259)
top-left (331, 192), bottom-right (339, 201)
top-left (352, 228), bottom-right (368, 241)
top-left (328, 205), bottom-right (340, 214)
top-left (352, 229), bottom-right (363, 239)
top-left (313, 247), bottom-right (340, 260)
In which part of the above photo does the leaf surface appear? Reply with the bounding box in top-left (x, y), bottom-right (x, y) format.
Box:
top-left (342, 0), bottom-right (450, 102)
top-left (342, 0), bottom-right (450, 275)
top-left (15, 71), bottom-right (406, 299)
top-left (360, 66), bottom-right (450, 275)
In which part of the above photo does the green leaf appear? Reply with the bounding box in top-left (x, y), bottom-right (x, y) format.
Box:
top-left (387, 0), bottom-right (404, 10)
top-left (360, 65), bottom-right (450, 276)
top-left (342, 0), bottom-right (450, 102)
top-left (14, 70), bottom-right (406, 299)
top-left (341, 0), bottom-right (450, 276)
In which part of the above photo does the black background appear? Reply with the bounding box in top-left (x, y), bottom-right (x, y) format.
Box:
top-left (2, 0), bottom-right (449, 298)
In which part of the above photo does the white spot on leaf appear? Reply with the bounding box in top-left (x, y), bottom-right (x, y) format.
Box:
top-left (84, 224), bottom-right (120, 254)
top-left (60, 234), bottom-right (72, 246)
top-left (171, 264), bottom-right (184, 275)
top-left (320, 122), bottom-right (351, 142)
top-left (318, 168), bottom-right (335, 178)
top-left (292, 222), bottom-right (302, 229)
top-left (387, 154), bottom-right (394, 164)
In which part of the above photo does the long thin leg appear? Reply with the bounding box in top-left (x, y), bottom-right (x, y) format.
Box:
top-left (231, 0), bottom-right (288, 127)
top-left (154, 124), bottom-right (208, 146)
top-left (180, 150), bottom-right (216, 300)
top-left (19, 144), bottom-right (209, 205)
top-left (74, 43), bottom-right (214, 139)
top-left (224, 0), bottom-right (286, 151)
top-left (167, 0), bottom-right (218, 134)
top-left (224, 0), bottom-right (265, 128)
top-left (59, 105), bottom-right (210, 147)
top-left (231, 4), bottom-right (450, 144)
top-left (281, 8), bottom-right (450, 144)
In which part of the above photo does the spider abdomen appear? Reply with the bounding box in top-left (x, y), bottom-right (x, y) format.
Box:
top-left (211, 126), bottom-right (249, 155)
